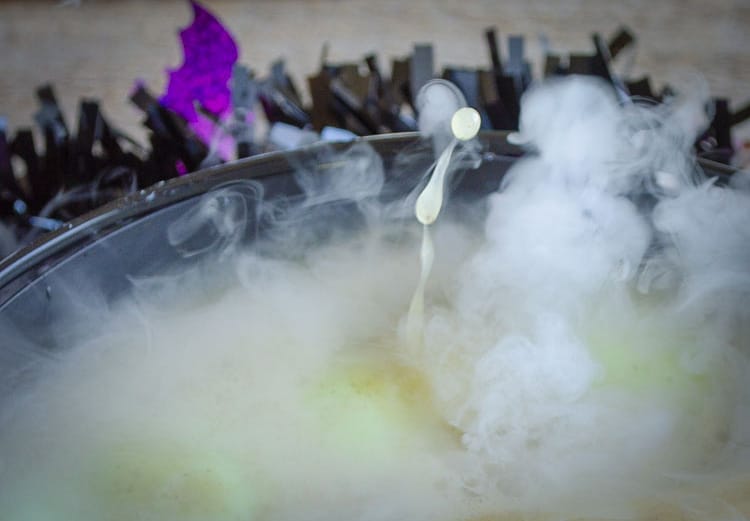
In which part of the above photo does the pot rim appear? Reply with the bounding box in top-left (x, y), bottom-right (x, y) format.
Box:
top-left (0, 129), bottom-right (730, 301)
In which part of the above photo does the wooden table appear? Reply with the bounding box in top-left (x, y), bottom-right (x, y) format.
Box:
top-left (1, 0), bottom-right (748, 143)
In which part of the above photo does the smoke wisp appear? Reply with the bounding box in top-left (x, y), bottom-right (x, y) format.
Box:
top-left (0, 76), bottom-right (749, 520)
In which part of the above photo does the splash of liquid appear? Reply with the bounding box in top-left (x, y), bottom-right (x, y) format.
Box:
top-left (406, 107), bottom-right (481, 351)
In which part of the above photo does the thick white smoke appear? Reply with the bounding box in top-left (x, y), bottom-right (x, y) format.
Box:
top-left (0, 75), bottom-right (749, 521)
top-left (417, 76), bottom-right (750, 517)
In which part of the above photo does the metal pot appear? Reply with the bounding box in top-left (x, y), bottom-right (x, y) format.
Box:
top-left (0, 132), bottom-right (521, 351)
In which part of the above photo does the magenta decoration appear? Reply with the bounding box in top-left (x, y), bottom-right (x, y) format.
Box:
top-left (160, 0), bottom-right (239, 145)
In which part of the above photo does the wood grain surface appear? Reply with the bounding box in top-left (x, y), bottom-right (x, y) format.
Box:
top-left (1, 0), bottom-right (748, 143)
top-left (1, 2), bottom-right (750, 517)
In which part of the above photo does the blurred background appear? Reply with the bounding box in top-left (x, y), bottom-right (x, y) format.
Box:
top-left (2, 0), bottom-right (749, 143)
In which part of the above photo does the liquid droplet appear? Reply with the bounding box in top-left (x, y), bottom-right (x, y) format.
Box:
top-left (450, 107), bottom-right (481, 142)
